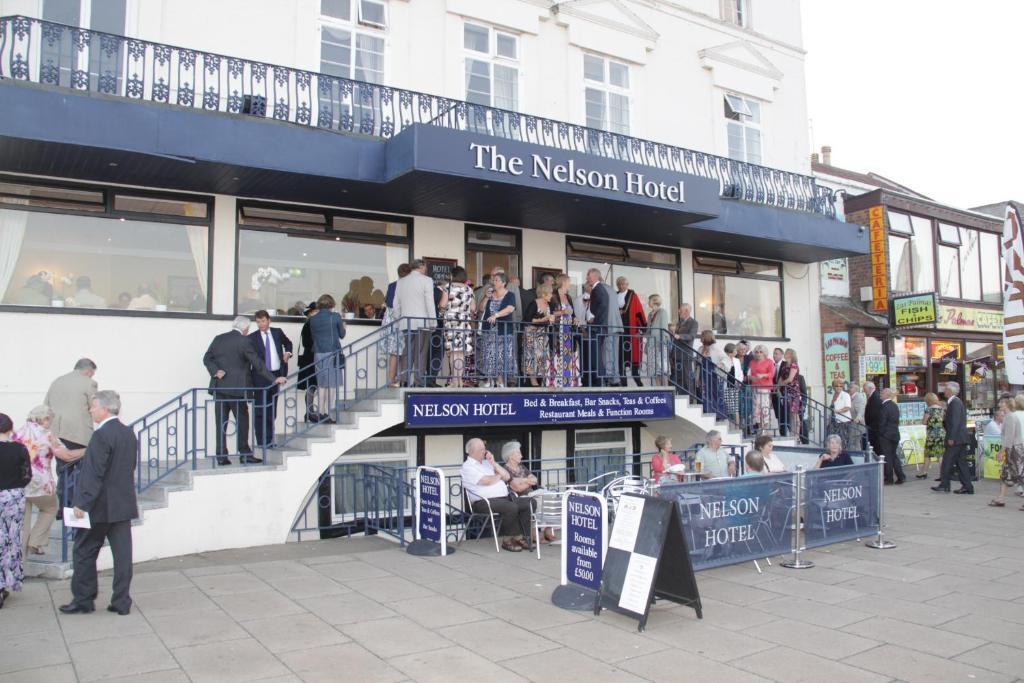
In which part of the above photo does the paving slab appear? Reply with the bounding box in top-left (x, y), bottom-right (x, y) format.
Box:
top-left (952, 642), bottom-right (1024, 677)
top-left (67, 633), bottom-right (177, 682)
top-left (0, 664), bottom-right (77, 683)
top-left (278, 643), bottom-right (406, 683)
top-left (171, 638), bottom-right (292, 682)
top-left (212, 589), bottom-right (306, 622)
top-left (57, 608), bottom-right (154, 643)
top-left (385, 594), bottom-right (491, 629)
top-left (133, 586), bottom-right (219, 617)
top-left (296, 591), bottom-right (398, 625)
top-left (617, 650), bottom-right (772, 683)
top-left (389, 645), bottom-right (525, 682)
top-left (842, 616), bottom-right (986, 658)
top-left (730, 644), bottom-right (890, 682)
top-left (537, 619), bottom-right (671, 664)
top-left (745, 617), bottom-right (881, 659)
top-left (438, 618), bottom-right (562, 660)
top-left (497, 647), bottom-right (645, 682)
top-left (344, 574), bottom-right (436, 602)
top-left (0, 601), bottom-right (60, 637)
top-left (754, 595), bottom-right (870, 629)
top-left (146, 608), bottom-right (251, 649)
top-left (0, 628), bottom-right (69, 675)
top-left (842, 643), bottom-right (1016, 683)
top-left (129, 570), bottom-right (194, 595)
top-left (241, 612), bottom-right (349, 654)
top-left (339, 616), bottom-right (453, 659)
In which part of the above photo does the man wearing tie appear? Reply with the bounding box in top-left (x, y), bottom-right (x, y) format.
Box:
top-left (771, 347), bottom-right (787, 435)
top-left (934, 381), bottom-right (974, 494)
top-left (586, 268), bottom-right (621, 386)
top-left (249, 310), bottom-right (293, 449)
top-left (59, 391), bottom-right (137, 616)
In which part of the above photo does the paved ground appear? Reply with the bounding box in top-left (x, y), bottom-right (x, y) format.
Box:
top-left (3, 477), bottom-right (1024, 682)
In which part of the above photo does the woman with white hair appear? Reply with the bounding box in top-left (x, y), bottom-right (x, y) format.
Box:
top-left (817, 434), bottom-right (854, 468)
top-left (641, 294), bottom-right (670, 385)
top-left (15, 405), bottom-right (84, 556)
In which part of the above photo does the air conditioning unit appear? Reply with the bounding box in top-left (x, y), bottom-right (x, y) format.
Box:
top-left (859, 286), bottom-right (873, 302)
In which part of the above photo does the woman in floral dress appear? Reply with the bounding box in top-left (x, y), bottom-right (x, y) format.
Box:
top-left (918, 392), bottom-right (945, 479)
top-left (522, 285), bottom-right (554, 386)
top-left (549, 274), bottom-right (579, 387)
top-left (780, 348), bottom-right (802, 440)
top-left (0, 413), bottom-right (32, 608)
top-left (443, 266), bottom-right (476, 388)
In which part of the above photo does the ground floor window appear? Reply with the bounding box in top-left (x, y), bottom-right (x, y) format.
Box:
top-left (1, 206), bottom-right (209, 312)
top-left (693, 253), bottom-right (783, 338)
top-left (572, 427), bottom-right (630, 484)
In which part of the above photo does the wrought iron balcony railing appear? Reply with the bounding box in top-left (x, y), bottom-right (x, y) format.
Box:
top-left (0, 15), bottom-right (835, 217)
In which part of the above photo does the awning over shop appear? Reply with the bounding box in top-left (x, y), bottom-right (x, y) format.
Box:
top-left (0, 81), bottom-right (867, 262)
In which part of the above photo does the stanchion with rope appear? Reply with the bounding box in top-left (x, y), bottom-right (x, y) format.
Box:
top-left (781, 465), bottom-right (814, 569)
top-left (866, 448), bottom-right (896, 550)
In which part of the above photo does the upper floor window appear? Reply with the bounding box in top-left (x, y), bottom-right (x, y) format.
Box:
top-left (319, 0), bottom-right (386, 84)
top-left (584, 54), bottom-right (630, 135)
top-left (464, 23), bottom-right (519, 111)
top-left (724, 94), bottom-right (762, 164)
top-left (936, 223), bottom-right (1002, 303)
top-left (721, 0), bottom-right (749, 28)
top-left (693, 253), bottom-right (783, 338)
top-left (887, 211), bottom-right (933, 294)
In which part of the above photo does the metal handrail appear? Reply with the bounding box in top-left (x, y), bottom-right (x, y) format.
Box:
top-left (0, 14), bottom-right (836, 217)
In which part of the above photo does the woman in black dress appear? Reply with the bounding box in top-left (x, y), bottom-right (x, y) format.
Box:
top-left (297, 302), bottom-right (320, 422)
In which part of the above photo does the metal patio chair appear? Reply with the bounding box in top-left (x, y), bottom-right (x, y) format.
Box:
top-left (531, 492), bottom-right (563, 560)
top-left (460, 490), bottom-right (501, 553)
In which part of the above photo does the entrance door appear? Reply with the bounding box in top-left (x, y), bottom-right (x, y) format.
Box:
top-left (466, 226), bottom-right (521, 288)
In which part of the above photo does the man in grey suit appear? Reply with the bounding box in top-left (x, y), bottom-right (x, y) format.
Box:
top-left (671, 303), bottom-right (699, 393)
top-left (59, 391), bottom-right (138, 615)
top-left (391, 260), bottom-right (437, 387)
top-left (203, 316), bottom-right (286, 465)
top-left (45, 358), bottom-right (98, 515)
top-left (585, 268), bottom-right (621, 386)
top-left (934, 381), bottom-right (974, 494)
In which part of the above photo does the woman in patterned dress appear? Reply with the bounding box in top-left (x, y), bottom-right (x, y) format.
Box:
top-left (522, 285), bottom-right (555, 386)
top-left (917, 392), bottom-right (946, 479)
top-left (443, 266), bottom-right (476, 388)
top-left (990, 394), bottom-right (1024, 508)
top-left (549, 274), bottom-right (579, 387)
top-left (479, 272), bottom-right (518, 387)
top-left (0, 413), bottom-right (32, 609)
top-left (641, 294), bottom-right (670, 385)
top-left (780, 348), bottom-right (802, 441)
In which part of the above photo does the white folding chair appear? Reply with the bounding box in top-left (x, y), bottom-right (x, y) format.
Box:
top-left (462, 490), bottom-right (501, 553)
top-left (531, 493), bottom-right (563, 559)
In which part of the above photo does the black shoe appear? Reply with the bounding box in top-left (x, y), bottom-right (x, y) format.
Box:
top-left (931, 486), bottom-right (950, 493)
top-left (934, 477), bottom-right (942, 482)
top-left (216, 456), bottom-right (231, 466)
top-left (107, 605), bottom-right (131, 616)
top-left (915, 473), bottom-right (928, 479)
top-left (954, 488), bottom-right (974, 495)
top-left (238, 455), bottom-right (263, 464)
top-left (895, 479), bottom-right (906, 485)
top-left (59, 603), bottom-right (95, 614)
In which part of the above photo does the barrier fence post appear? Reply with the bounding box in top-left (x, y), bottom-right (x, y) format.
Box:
top-left (781, 466), bottom-right (814, 569)
top-left (866, 454), bottom-right (897, 549)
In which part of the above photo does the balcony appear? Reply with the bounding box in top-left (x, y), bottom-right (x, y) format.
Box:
top-left (0, 15), bottom-right (835, 219)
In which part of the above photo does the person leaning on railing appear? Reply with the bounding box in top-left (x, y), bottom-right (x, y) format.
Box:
top-left (461, 438), bottom-right (532, 552)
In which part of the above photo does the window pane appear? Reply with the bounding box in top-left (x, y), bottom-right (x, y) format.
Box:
top-left (628, 248), bottom-right (677, 266)
top-left (0, 181), bottom-right (103, 209)
top-left (609, 62), bottom-right (629, 88)
top-left (568, 240), bottom-right (627, 260)
top-left (585, 87), bottom-right (605, 130)
top-left (745, 99), bottom-right (760, 124)
top-left (320, 26), bottom-right (352, 77)
top-left (465, 59), bottom-right (491, 106)
top-left (887, 211), bottom-right (912, 235)
top-left (496, 33), bottom-right (517, 59)
top-left (464, 23), bottom-right (489, 53)
top-left (937, 245), bottom-right (961, 298)
top-left (959, 228), bottom-right (981, 301)
top-left (909, 216), bottom-right (934, 292)
top-left (359, 0), bottom-right (386, 27)
top-left (321, 0), bottom-right (351, 20)
top-left (608, 93), bottom-right (629, 135)
top-left (332, 215), bottom-right (407, 237)
top-left (90, 0), bottom-right (125, 33)
top-left (888, 235), bottom-right (911, 292)
top-left (241, 206), bottom-right (326, 228)
top-left (938, 222), bottom-right (960, 244)
top-left (980, 231), bottom-right (1001, 303)
top-left (493, 64), bottom-right (518, 111)
top-left (613, 263), bottom-right (678, 319)
top-left (727, 122), bottom-right (744, 161)
top-left (354, 33), bottom-right (385, 83)
top-left (114, 195), bottom-right (208, 218)
top-left (43, 0), bottom-right (80, 25)
top-left (1, 208), bottom-right (208, 312)
top-left (739, 260), bottom-right (779, 276)
top-left (467, 228), bottom-right (517, 249)
top-left (237, 230), bottom-right (405, 315)
top-left (694, 254), bottom-right (739, 273)
top-left (584, 54), bottom-right (604, 82)
top-left (694, 272), bottom-right (782, 338)
top-left (744, 127), bottom-right (762, 165)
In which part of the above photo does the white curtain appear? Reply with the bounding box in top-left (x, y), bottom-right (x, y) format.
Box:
top-left (0, 207), bottom-right (29, 302)
top-left (186, 225), bottom-right (208, 297)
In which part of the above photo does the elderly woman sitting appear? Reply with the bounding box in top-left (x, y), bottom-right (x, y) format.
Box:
top-left (501, 441), bottom-right (556, 543)
top-left (817, 434), bottom-right (854, 469)
top-left (16, 405), bottom-right (85, 556)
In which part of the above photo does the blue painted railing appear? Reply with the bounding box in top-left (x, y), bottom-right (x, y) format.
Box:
top-left (0, 14), bottom-right (836, 217)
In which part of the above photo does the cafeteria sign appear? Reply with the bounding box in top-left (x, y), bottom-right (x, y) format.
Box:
top-left (891, 293), bottom-right (937, 328)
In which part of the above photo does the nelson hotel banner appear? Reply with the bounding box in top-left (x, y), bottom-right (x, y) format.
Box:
top-left (1005, 204), bottom-right (1024, 384)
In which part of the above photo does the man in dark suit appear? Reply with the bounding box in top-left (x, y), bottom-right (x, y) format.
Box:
top-left (771, 348), bottom-right (787, 435)
top-left (863, 381), bottom-right (882, 455)
top-left (204, 316), bottom-right (285, 465)
top-left (934, 381), bottom-right (974, 494)
top-left (60, 391), bottom-right (138, 616)
top-left (249, 310), bottom-right (293, 449)
top-left (586, 268), bottom-right (620, 386)
top-left (876, 387), bottom-right (906, 484)
top-left (671, 303), bottom-right (699, 393)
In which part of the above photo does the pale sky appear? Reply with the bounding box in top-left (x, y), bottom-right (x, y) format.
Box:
top-left (802, 1), bottom-right (1024, 210)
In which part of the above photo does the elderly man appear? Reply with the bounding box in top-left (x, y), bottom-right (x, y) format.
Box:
top-left (392, 259), bottom-right (437, 387)
top-left (876, 387), bottom-right (906, 485)
top-left (615, 276), bottom-right (647, 387)
top-left (203, 316), bottom-right (286, 465)
top-left (848, 382), bottom-right (867, 451)
top-left (863, 381), bottom-right (882, 455)
top-left (45, 358), bottom-right (98, 514)
top-left (59, 391), bottom-right (138, 616)
top-left (586, 268), bottom-right (621, 386)
top-left (934, 381), bottom-right (973, 494)
top-left (670, 303), bottom-right (698, 392)
top-left (461, 438), bottom-right (533, 552)
top-left (695, 430), bottom-right (736, 479)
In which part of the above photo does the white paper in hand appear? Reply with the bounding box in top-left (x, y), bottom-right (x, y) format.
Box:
top-left (63, 508), bottom-right (91, 529)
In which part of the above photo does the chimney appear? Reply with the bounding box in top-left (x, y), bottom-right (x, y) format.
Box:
top-left (810, 152), bottom-right (820, 163)
top-left (821, 145), bottom-right (832, 166)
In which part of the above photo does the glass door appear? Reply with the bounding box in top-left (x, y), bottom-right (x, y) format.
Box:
top-left (466, 226), bottom-right (520, 288)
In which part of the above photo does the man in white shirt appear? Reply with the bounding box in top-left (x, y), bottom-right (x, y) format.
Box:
top-left (695, 430), bottom-right (736, 479)
top-left (249, 310), bottom-right (293, 448)
top-left (460, 438), bottom-right (533, 552)
top-left (72, 276), bottom-right (107, 308)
